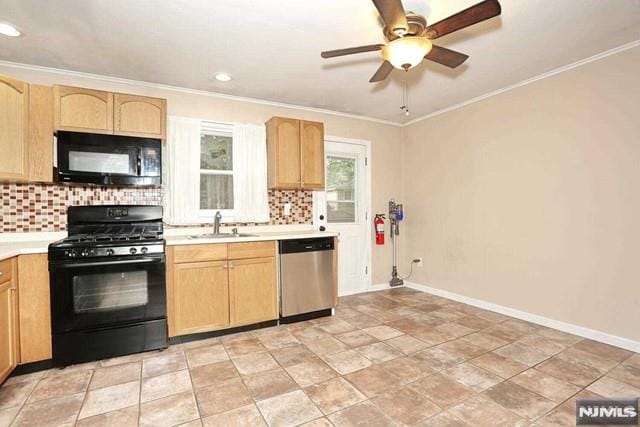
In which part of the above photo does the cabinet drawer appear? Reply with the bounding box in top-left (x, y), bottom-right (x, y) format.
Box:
top-left (228, 241), bottom-right (276, 260)
top-left (173, 244), bottom-right (228, 263)
top-left (0, 258), bottom-right (13, 284)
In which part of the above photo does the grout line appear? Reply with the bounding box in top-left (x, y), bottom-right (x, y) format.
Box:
top-left (72, 369), bottom-right (94, 425)
top-left (3, 374), bottom-right (42, 425)
top-left (136, 362), bottom-right (143, 427)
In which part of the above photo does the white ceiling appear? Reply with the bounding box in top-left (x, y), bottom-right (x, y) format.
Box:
top-left (1, 0), bottom-right (639, 124)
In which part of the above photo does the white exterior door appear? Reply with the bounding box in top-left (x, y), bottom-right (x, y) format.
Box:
top-left (314, 139), bottom-right (371, 296)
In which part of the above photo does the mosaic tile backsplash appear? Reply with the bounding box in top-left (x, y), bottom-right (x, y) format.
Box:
top-left (0, 183), bottom-right (313, 233)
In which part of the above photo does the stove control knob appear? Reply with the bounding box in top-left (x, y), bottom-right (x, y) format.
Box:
top-left (106, 249), bottom-right (114, 256)
top-left (140, 247), bottom-right (148, 254)
top-left (67, 250), bottom-right (77, 258)
top-left (130, 247), bottom-right (137, 255)
top-left (81, 249), bottom-right (90, 257)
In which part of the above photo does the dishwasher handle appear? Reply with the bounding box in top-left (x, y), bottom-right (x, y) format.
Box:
top-left (279, 237), bottom-right (334, 254)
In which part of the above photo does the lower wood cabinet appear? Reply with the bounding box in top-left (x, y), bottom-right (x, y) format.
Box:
top-left (172, 261), bottom-right (229, 335)
top-left (229, 257), bottom-right (277, 327)
top-left (167, 242), bottom-right (277, 337)
top-left (0, 258), bottom-right (18, 384)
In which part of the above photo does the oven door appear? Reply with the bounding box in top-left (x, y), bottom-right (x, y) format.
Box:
top-left (50, 255), bottom-right (166, 333)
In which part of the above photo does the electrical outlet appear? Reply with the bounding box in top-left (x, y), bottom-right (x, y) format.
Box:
top-left (283, 203), bottom-right (292, 216)
top-left (413, 257), bottom-right (423, 267)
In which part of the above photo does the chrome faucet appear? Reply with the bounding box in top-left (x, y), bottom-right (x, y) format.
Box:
top-left (213, 211), bottom-right (222, 235)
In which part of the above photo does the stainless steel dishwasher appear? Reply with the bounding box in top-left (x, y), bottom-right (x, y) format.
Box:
top-left (279, 237), bottom-right (337, 322)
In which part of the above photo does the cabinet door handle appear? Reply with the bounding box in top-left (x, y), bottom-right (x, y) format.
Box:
top-left (229, 263), bottom-right (234, 269)
top-left (0, 272), bottom-right (3, 277)
top-left (223, 263), bottom-right (228, 269)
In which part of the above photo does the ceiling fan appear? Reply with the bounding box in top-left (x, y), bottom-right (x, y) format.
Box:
top-left (321, 0), bottom-right (502, 82)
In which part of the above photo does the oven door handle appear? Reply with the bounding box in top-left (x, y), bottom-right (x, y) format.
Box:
top-left (59, 257), bottom-right (164, 268)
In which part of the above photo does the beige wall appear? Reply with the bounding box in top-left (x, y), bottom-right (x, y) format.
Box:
top-left (403, 46), bottom-right (640, 342)
top-left (9, 45), bottom-right (635, 342)
top-left (0, 65), bottom-right (404, 284)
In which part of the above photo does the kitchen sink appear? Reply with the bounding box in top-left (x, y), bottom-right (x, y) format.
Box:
top-left (188, 233), bottom-right (257, 239)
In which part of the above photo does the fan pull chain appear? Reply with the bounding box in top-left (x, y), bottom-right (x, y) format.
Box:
top-left (400, 71), bottom-right (410, 116)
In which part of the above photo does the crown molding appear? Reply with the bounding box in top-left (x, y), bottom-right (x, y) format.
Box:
top-left (2, 38), bottom-right (638, 129)
top-left (0, 60), bottom-right (403, 127)
top-left (403, 39), bottom-right (640, 127)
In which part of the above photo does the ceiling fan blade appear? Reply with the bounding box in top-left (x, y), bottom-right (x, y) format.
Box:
top-left (424, 0), bottom-right (501, 39)
top-left (425, 45), bottom-right (469, 68)
top-left (369, 60), bottom-right (394, 83)
top-left (321, 44), bottom-right (384, 58)
top-left (372, 0), bottom-right (409, 35)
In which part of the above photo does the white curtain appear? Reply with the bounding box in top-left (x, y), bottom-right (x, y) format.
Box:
top-left (232, 123), bottom-right (269, 223)
top-left (163, 116), bottom-right (201, 224)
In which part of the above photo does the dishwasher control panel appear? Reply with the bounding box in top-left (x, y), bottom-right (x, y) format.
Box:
top-left (279, 237), bottom-right (334, 254)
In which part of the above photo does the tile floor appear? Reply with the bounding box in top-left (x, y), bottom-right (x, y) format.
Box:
top-left (1, 287), bottom-right (639, 426)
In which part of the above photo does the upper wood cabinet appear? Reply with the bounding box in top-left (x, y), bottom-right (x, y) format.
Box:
top-left (0, 258), bottom-right (19, 384)
top-left (54, 85), bottom-right (167, 138)
top-left (28, 85), bottom-right (54, 182)
top-left (54, 85), bottom-right (114, 134)
top-left (266, 117), bottom-right (325, 190)
top-left (267, 117), bottom-right (301, 189)
top-left (114, 93), bottom-right (167, 138)
top-left (0, 75), bottom-right (29, 181)
top-left (0, 76), bottom-right (54, 183)
top-left (300, 120), bottom-right (325, 189)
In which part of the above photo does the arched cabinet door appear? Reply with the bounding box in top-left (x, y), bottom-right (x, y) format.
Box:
top-left (54, 85), bottom-right (114, 134)
top-left (300, 120), bottom-right (325, 189)
top-left (114, 93), bottom-right (167, 138)
top-left (0, 75), bottom-right (29, 180)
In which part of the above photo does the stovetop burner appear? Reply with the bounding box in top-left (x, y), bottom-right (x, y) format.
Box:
top-left (59, 230), bottom-right (161, 244)
top-left (49, 205), bottom-right (165, 260)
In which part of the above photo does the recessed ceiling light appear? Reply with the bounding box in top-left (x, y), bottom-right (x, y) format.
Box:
top-left (0, 22), bottom-right (21, 37)
top-left (214, 72), bottom-right (232, 82)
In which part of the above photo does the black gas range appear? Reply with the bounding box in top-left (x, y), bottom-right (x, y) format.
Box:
top-left (49, 205), bottom-right (168, 366)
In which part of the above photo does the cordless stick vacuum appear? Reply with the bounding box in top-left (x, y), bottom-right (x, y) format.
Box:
top-left (389, 199), bottom-right (404, 287)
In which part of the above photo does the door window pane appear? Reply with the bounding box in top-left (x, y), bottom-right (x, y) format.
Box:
top-left (200, 174), bottom-right (234, 210)
top-left (73, 271), bottom-right (148, 313)
top-left (326, 156), bottom-right (356, 223)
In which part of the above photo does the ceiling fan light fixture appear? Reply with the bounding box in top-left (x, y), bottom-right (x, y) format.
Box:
top-left (382, 36), bottom-right (432, 70)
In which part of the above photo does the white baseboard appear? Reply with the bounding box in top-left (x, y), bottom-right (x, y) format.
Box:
top-left (338, 283), bottom-right (393, 297)
top-left (404, 281), bottom-right (640, 353)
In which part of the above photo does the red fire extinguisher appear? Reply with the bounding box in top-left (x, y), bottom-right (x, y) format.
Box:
top-left (374, 214), bottom-right (385, 245)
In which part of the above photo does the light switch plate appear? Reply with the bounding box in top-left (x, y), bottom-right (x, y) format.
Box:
top-left (283, 203), bottom-right (292, 216)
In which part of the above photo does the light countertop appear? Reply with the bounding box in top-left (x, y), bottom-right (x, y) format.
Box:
top-left (0, 240), bottom-right (54, 261)
top-left (165, 230), bottom-right (338, 246)
top-left (0, 227), bottom-right (338, 261)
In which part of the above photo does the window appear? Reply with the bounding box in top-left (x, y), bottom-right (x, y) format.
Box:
top-left (200, 123), bottom-right (234, 219)
top-left (326, 156), bottom-right (356, 223)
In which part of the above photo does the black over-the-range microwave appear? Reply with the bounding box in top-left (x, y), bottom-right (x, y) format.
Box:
top-left (56, 131), bottom-right (161, 186)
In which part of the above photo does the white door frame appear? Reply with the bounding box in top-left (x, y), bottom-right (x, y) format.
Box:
top-left (313, 135), bottom-right (372, 294)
